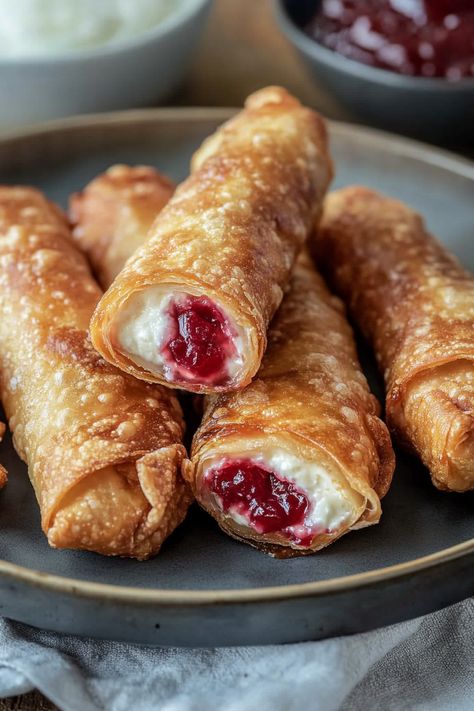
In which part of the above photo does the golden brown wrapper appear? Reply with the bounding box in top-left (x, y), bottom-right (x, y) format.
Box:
top-left (0, 186), bottom-right (191, 558)
top-left (186, 252), bottom-right (394, 556)
top-left (90, 86), bottom-right (333, 393)
top-left (69, 164), bottom-right (174, 288)
top-left (313, 187), bottom-right (474, 492)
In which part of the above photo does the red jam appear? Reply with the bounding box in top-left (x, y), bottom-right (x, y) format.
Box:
top-left (206, 460), bottom-right (310, 538)
top-left (305, 1), bottom-right (474, 79)
top-left (163, 296), bottom-right (236, 384)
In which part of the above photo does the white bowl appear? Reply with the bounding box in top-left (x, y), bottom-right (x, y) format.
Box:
top-left (0, 0), bottom-right (211, 131)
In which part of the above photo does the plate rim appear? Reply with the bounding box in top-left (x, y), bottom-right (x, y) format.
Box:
top-left (0, 539), bottom-right (473, 605)
top-left (0, 106), bottom-right (473, 606)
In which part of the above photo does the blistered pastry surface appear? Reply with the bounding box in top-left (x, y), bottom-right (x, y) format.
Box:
top-left (189, 252), bottom-right (394, 554)
top-left (315, 187), bottom-right (474, 490)
top-left (70, 164), bottom-right (174, 288)
top-left (0, 186), bottom-right (190, 557)
top-left (90, 87), bottom-right (333, 392)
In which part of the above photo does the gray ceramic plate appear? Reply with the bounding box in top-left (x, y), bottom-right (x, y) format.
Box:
top-left (0, 109), bottom-right (472, 647)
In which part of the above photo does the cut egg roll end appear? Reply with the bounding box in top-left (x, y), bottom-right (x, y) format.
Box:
top-left (90, 88), bottom-right (332, 394)
top-left (187, 253), bottom-right (395, 556)
top-left (187, 422), bottom-right (392, 557)
top-left (90, 278), bottom-right (264, 394)
top-left (70, 164), bottom-right (175, 288)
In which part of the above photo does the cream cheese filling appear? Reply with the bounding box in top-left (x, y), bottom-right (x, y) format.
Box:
top-left (203, 448), bottom-right (364, 542)
top-left (114, 287), bottom-right (248, 384)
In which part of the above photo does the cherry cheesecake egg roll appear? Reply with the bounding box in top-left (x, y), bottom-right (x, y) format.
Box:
top-left (70, 164), bottom-right (174, 288)
top-left (0, 186), bottom-right (191, 558)
top-left (90, 86), bottom-right (333, 394)
top-left (185, 252), bottom-right (394, 555)
top-left (313, 187), bottom-right (474, 492)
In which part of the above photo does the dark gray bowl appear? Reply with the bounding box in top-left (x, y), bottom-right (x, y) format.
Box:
top-left (275, 0), bottom-right (474, 143)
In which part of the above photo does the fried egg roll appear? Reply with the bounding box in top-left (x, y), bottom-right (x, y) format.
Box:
top-left (90, 86), bottom-right (333, 394)
top-left (0, 186), bottom-right (191, 558)
top-left (313, 187), bottom-right (474, 492)
top-left (186, 252), bottom-right (394, 555)
top-left (70, 164), bottom-right (174, 288)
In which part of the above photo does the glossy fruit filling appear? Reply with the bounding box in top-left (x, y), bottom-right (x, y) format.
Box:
top-left (206, 459), bottom-right (313, 542)
top-left (163, 295), bottom-right (236, 384)
top-left (305, 0), bottom-right (474, 79)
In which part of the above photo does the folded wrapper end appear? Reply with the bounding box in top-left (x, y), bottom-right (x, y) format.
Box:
top-left (47, 444), bottom-right (191, 560)
top-left (391, 363), bottom-right (474, 493)
top-left (0, 185), bottom-right (192, 558)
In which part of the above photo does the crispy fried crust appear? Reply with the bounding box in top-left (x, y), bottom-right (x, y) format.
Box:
top-left (0, 186), bottom-right (192, 558)
top-left (313, 187), bottom-right (474, 492)
top-left (185, 251), bottom-right (395, 555)
top-left (69, 164), bottom-right (174, 288)
top-left (90, 87), bottom-right (333, 393)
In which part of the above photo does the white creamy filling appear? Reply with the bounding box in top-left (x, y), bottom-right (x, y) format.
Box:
top-left (115, 287), bottom-right (247, 384)
top-left (204, 448), bottom-right (364, 541)
top-left (0, 0), bottom-right (182, 57)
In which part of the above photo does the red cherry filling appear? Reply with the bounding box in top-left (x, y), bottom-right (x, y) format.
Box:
top-left (163, 295), bottom-right (236, 384)
top-left (305, 0), bottom-right (474, 79)
top-left (206, 460), bottom-right (310, 538)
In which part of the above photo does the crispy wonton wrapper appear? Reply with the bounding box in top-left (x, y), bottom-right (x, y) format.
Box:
top-left (0, 186), bottom-right (191, 557)
top-left (89, 86), bottom-right (333, 393)
top-left (313, 187), bottom-right (474, 492)
top-left (70, 164), bottom-right (174, 288)
top-left (186, 252), bottom-right (394, 555)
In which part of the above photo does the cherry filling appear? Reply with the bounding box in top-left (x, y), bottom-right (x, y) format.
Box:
top-left (206, 460), bottom-right (311, 539)
top-left (163, 296), bottom-right (237, 384)
top-left (305, 0), bottom-right (474, 79)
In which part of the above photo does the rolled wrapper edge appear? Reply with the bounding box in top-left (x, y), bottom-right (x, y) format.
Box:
top-left (90, 275), bottom-right (265, 390)
top-left (45, 444), bottom-right (190, 560)
top-left (0, 185), bottom-right (191, 558)
top-left (314, 185), bottom-right (474, 493)
top-left (89, 86), bottom-right (332, 393)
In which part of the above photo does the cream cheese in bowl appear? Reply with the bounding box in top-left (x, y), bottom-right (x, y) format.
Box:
top-left (0, 0), bottom-right (180, 57)
top-left (0, 0), bottom-right (210, 128)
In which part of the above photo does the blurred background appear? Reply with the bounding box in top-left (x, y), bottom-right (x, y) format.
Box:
top-left (0, 0), bottom-right (473, 146)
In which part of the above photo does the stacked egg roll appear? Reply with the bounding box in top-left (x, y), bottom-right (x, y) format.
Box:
top-left (313, 187), bottom-right (474, 492)
top-left (0, 186), bottom-right (191, 558)
top-left (90, 86), bottom-right (333, 393)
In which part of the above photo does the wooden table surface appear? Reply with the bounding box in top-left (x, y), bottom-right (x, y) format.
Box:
top-left (1, 1), bottom-right (471, 709)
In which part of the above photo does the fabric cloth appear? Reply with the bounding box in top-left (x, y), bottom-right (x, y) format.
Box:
top-left (0, 598), bottom-right (472, 711)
